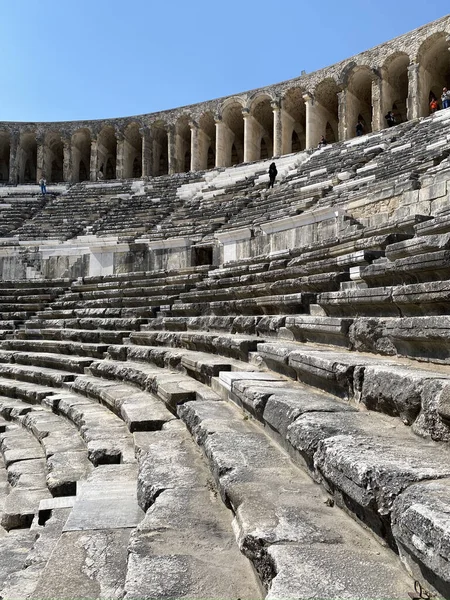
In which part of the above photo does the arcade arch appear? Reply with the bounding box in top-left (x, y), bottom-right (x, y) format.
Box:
top-left (152, 124), bottom-right (168, 176)
top-left (282, 87), bottom-right (306, 154)
top-left (97, 126), bottom-right (117, 179)
top-left (123, 123), bottom-right (142, 178)
top-left (248, 94), bottom-right (274, 161)
top-left (219, 100), bottom-right (245, 167)
top-left (0, 132), bottom-right (10, 182)
top-left (417, 32), bottom-right (450, 117)
top-left (72, 128), bottom-right (91, 182)
top-left (175, 117), bottom-right (191, 173)
top-left (345, 66), bottom-right (374, 139)
top-left (198, 112), bottom-right (216, 170)
top-left (314, 79), bottom-right (339, 144)
top-left (382, 53), bottom-right (409, 124)
top-left (19, 132), bottom-right (37, 183)
top-left (45, 132), bottom-right (64, 182)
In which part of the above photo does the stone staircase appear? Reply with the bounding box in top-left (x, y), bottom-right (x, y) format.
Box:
top-left (2, 112), bottom-right (450, 598)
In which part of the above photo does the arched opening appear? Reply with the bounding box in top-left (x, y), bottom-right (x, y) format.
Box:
top-left (72, 128), bottom-right (91, 183)
top-left (175, 116), bottom-right (191, 173)
top-left (152, 124), bottom-right (168, 176)
top-left (19, 132), bottom-right (37, 183)
top-left (79, 160), bottom-right (88, 181)
top-left (346, 66), bottom-right (374, 139)
top-left (0, 132), bottom-right (10, 182)
top-left (221, 100), bottom-right (245, 167)
top-left (97, 126), bottom-right (117, 179)
top-left (260, 138), bottom-right (269, 160)
top-left (207, 146), bottom-right (215, 169)
top-left (283, 87), bottom-right (307, 152)
top-left (325, 122), bottom-right (336, 143)
top-left (46, 133), bottom-right (64, 182)
top-left (249, 95), bottom-right (274, 161)
top-left (382, 52), bottom-right (409, 124)
top-left (123, 122), bottom-right (142, 178)
top-left (291, 131), bottom-right (301, 152)
top-left (132, 157), bottom-right (141, 178)
top-left (417, 33), bottom-right (450, 117)
top-left (231, 144), bottom-right (239, 166)
top-left (312, 78), bottom-right (339, 145)
top-left (198, 112), bottom-right (216, 170)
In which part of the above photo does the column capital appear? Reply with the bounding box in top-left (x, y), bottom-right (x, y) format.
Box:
top-left (408, 62), bottom-right (420, 74)
top-left (270, 98), bottom-right (281, 110)
top-left (115, 130), bottom-right (125, 142)
top-left (242, 107), bottom-right (250, 117)
top-left (302, 92), bottom-right (314, 104)
top-left (35, 131), bottom-right (46, 145)
top-left (189, 120), bottom-right (199, 130)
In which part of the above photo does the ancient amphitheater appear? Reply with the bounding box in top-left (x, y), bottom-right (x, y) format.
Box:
top-left (1, 14), bottom-right (450, 600)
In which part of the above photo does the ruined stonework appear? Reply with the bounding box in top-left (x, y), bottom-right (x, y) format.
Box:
top-left (1, 15), bottom-right (450, 600)
top-left (0, 15), bottom-right (449, 185)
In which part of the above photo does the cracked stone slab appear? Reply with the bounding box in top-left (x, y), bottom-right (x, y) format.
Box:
top-left (266, 543), bottom-right (412, 599)
top-left (64, 464), bottom-right (144, 531)
top-left (29, 528), bottom-right (131, 600)
top-left (392, 478), bottom-right (450, 597)
top-left (137, 429), bottom-right (206, 512)
top-left (125, 488), bottom-right (261, 600)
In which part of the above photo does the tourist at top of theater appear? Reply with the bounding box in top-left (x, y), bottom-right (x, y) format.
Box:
top-left (385, 111), bottom-right (396, 127)
top-left (267, 162), bottom-right (278, 189)
top-left (318, 135), bottom-right (328, 149)
top-left (356, 120), bottom-right (364, 136)
top-left (39, 177), bottom-right (47, 195)
top-left (430, 93), bottom-right (439, 113)
top-left (441, 87), bottom-right (450, 109)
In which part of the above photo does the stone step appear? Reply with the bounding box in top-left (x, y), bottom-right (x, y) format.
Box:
top-left (178, 399), bottom-right (413, 598)
top-left (129, 330), bottom-right (262, 362)
top-left (2, 338), bottom-right (109, 358)
top-left (126, 427), bottom-right (262, 599)
top-left (68, 374), bottom-right (175, 433)
top-left (0, 349), bottom-right (94, 373)
top-left (17, 327), bottom-right (132, 345)
top-left (30, 465), bottom-right (143, 600)
top-left (256, 341), bottom-right (450, 440)
top-left (43, 391), bottom-right (136, 466)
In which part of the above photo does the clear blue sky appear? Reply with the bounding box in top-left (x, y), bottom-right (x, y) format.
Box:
top-left (2, 1), bottom-right (449, 122)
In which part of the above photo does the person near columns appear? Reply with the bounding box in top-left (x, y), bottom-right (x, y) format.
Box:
top-left (385, 111), bottom-right (396, 127)
top-left (441, 88), bottom-right (450, 109)
top-left (267, 162), bottom-right (278, 189)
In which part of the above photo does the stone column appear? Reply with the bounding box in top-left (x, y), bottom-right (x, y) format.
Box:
top-left (190, 121), bottom-right (201, 172)
top-left (62, 136), bottom-right (73, 183)
top-left (90, 135), bottom-right (98, 181)
top-left (407, 63), bottom-right (421, 120)
top-left (303, 93), bottom-right (324, 149)
top-left (243, 109), bottom-right (260, 163)
top-left (167, 125), bottom-right (177, 174)
top-left (215, 118), bottom-right (227, 167)
top-left (272, 100), bottom-right (282, 157)
top-left (115, 130), bottom-right (125, 179)
top-left (371, 72), bottom-right (383, 132)
top-left (8, 131), bottom-right (19, 184)
top-left (140, 126), bottom-right (153, 177)
top-left (337, 89), bottom-right (348, 141)
top-left (36, 132), bottom-right (46, 181)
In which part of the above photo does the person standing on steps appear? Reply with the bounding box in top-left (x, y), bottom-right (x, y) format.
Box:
top-left (39, 177), bottom-right (47, 195)
top-left (441, 87), bottom-right (450, 109)
top-left (385, 111), bottom-right (396, 127)
top-left (356, 120), bottom-right (364, 136)
top-left (267, 162), bottom-right (278, 189)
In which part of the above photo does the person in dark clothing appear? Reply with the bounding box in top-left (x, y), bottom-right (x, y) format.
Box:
top-left (318, 135), bottom-right (328, 149)
top-left (356, 120), bottom-right (364, 136)
top-left (268, 162), bottom-right (277, 189)
top-left (385, 111), bottom-right (396, 127)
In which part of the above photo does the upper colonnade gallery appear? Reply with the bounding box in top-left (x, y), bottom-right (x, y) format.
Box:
top-left (0, 15), bottom-right (449, 184)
